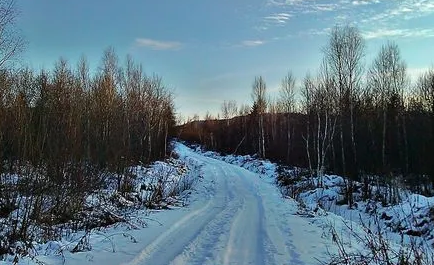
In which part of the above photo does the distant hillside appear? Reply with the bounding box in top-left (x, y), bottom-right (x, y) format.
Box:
top-left (177, 112), bottom-right (308, 167)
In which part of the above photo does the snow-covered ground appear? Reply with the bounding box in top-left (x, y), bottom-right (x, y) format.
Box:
top-left (193, 144), bottom-right (434, 263)
top-left (4, 142), bottom-right (434, 264)
top-left (0, 151), bottom-right (199, 264)
top-left (122, 143), bottom-right (339, 265)
top-left (1, 142), bottom-right (358, 265)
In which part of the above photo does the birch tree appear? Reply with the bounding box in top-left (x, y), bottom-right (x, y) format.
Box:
top-left (314, 61), bottom-right (338, 184)
top-left (368, 41), bottom-right (407, 174)
top-left (279, 71), bottom-right (296, 162)
top-left (252, 76), bottom-right (267, 158)
top-left (324, 25), bottom-right (365, 180)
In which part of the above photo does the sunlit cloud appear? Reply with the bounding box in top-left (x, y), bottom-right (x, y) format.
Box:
top-left (240, 40), bottom-right (266, 47)
top-left (135, 38), bottom-right (182, 50)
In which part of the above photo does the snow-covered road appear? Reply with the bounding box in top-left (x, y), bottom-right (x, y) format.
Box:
top-left (122, 144), bottom-right (334, 265)
top-left (8, 143), bottom-right (425, 265)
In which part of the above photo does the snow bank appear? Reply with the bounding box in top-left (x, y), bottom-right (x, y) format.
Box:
top-left (189, 143), bottom-right (434, 255)
top-left (0, 146), bottom-right (201, 264)
top-left (192, 145), bottom-right (277, 179)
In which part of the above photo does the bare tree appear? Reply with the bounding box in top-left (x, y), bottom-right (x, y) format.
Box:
top-left (221, 100), bottom-right (238, 123)
top-left (228, 100), bottom-right (238, 118)
top-left (192, 114), bottom-right (200, 121)
top-left (324, 25), bottom-right (365, 181)
top-left (279, 71), bottom-right (296, 161)
top-left (314, 60), bottom-right (338, 184)
top-left (0, 0), bottom-right (25, 68)
top-left (300, 64), bottom-right (338, 184)
top-left (252, 76), bottom-right (267, 158)
top-left (418, 68), bottom-right (434, 113)
top-left (279, 71), bottom-right (296, 113)
top-left (415, 69), bottom-right (434, 182)
top-left (324, 25), bottom-right (365, 207)
top-left (238, 104), bottom-right (251, 116)
top-left (301, 73), bottom-right (315, 174)
top-left (368, 41), bottom-right (407, 175)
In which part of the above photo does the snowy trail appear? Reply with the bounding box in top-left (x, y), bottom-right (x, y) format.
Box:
top-left (122, 144), bottom-right (334, 265)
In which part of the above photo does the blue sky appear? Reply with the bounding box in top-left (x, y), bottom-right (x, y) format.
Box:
top-left (16, 0), bottom-right (434, 119)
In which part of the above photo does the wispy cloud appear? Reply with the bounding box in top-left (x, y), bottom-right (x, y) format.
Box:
top-left (362, 0), bottom-right (434, 25)
top-left (264, 13), bottom-right (292, 24)
top-left (308, 3), bottom-right (340, 13)
top-left (240, 40), bottom-right (266, 47)
top-left (135, 38), bottom-right (182, 50)
top-left (352, 0), bottom-right (380, 6)
top-left (299, 27), bottom-right (331, 37)
top-left (362, 28), bottom-right (434, 40)
top-left (263, 0), bottom-right (434, 41)
top-left (267, 0), bottom-right (304, 6)
top-left (267, 0), bottom-right (343, 13)
top-left (391, 0), bottom-right (434, 20)
top-left (260, 0), bottom-right (350, 33)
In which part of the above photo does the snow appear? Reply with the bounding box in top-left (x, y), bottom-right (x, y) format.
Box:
top-left (191, 144), bottom-right (434, 262)
top-left (2, 142), bottom-right (348, 264)
top-left (122, 142), bottom-right (336, 264)
top-left (5, 142), bottom-right (434, 264)
top-left (194, 146), bottom-right (277, 179)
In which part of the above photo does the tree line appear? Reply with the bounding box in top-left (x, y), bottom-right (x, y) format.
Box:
top-left (179, 25), bottom-right (434, 201)
top-left (0, 47), bottom-right (175, 250)
top-left (0, 48), bottom-right (175, 174)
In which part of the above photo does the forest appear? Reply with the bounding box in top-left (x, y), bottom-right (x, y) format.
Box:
top-left (179, 25), bottom-right (434, 203)
top-left (0, 41), bottom-right (175, 255)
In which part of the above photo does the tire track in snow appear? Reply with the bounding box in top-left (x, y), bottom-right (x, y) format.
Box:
top-left (123, 160), bottom-right (228, 265)
top-left (262, 206), bottom-right (304, 265)
top-left (244, 168), bottom-right (306, 265)
top-left (169, 165), bottom-right (244, 265)
top-left (124, 147), bottom-right (318, 265)
top-left (222, 167), bottom-right (266, 265)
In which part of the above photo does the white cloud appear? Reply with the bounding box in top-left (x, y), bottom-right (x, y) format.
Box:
top-left (352, 1), bottom-right (369, 5)
top-left (254, 25), bottom-right (269, 31)
top-left (366, 0), bottom-right (434, 24)
top-left (407, 67), bottom-right (431, 81)
top-left (362, 28), bottom-right (434, 39)
top-left (267, 0), bottom-right (304, 6)
top-left (267, 0), bottom-right (344, 13)
top-left (298, 27), bottom-right (331, 37)
top-left (311, 3), bottom-right (339, 12)
top-left (264, 13), bottom-right (292, 24)
top-left (240, 40), bottom-right (266, 47)
top-left (352, 0), bottom-right (379, 5)
top-left (260, 0), bottom-right (340, 32)
top-left (135, 38), bottom-right (182, 50)
top-left (262, 0), bottom-right (434, 43)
